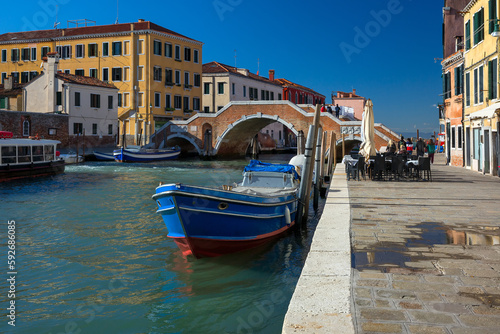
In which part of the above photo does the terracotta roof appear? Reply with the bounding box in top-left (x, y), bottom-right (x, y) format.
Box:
top-left (273, 78), bottom-right (325, 97)
top-left (334, 90), bottom-right (363, 98)
top-left (0, 21), bottom-right (201, 44)
top-left (0, 83), bottom-right (26, 97)
top-left (202, 62), bottom-right (281, 86)
top-left (55, 73), bottom-right (117, 89)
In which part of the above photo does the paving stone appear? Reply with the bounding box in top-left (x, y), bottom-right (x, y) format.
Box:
top-left (431, 303), bottom-right (469, 314)
top-left (399, 301), bottom-right (422, 309)
top-left (458, 314), bottom-right (500, 327)
top-left (376, 290), bottom-right (417, 300)
top-left (375, 299), bottom-right (392, 308)
top-left (357, 279), bottom-right (390, 288)
top-left (392, 281), bottom-right (456, 293)
top-left (416, 292), bottom-right (445, 303)
top-left (391, 274), bottom-right (421, 282)
top-left (361, 322), bottom-right (403, 333)
top-left (471, 305), bottom-right (500, 315)
top-left (407, 325), bottom-right (448, 334)
top-left (407, 310), bottom-right (456, 324)
top-left (424, 276), bottom-right (457, 284)
top-left (355, 288), bottom-right (372, 299)
top-left (355, 299), bottom-right (372, 307)
top-left (450, 328), bottom-right (500, 334)
top-left (457, 286), bottom-right (485, 294)
top-left (463, 268), bottom-right (500, 278)
top-left (359, 271), bottom-right (388, 280)
top-left (360, 308), bottom-right (407, 321)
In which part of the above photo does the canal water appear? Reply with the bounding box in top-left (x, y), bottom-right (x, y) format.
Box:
top-left (0, 155), bottom-right (324, 334)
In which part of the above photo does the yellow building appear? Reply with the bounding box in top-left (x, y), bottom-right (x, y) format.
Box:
top-left (0, 19), bottom-right (203, 144)
top-left (462, 0), bottom-right (500, 175)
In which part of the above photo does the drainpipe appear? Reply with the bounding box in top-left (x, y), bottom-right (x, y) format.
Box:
top-left (462, 61), bottom-right (465, 168)
top-left (212, 76), bottom-right (215, 113)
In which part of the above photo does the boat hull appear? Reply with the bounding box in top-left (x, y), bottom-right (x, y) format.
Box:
top-left (153, 184), bottom-right (297, 258)
top-left (0, 160), bottom-right (65, 181)
top-left (93, 151), bottom-right (115, 161)
top-left (114, 148), bottom-right (180, 162)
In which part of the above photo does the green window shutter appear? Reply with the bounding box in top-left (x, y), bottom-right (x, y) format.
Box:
top-left (465, 21), bottom-right (471, 50)
top-left (489, 0), bottom-right (495, 33)
top-left (0, 97), bottom-right (5, 109)
top-left (488, 61), bottom-right (493, 100)
top-left (455, 67), bottom-right (459, 96)
top-left (56, 92), bottom-right (62, 106)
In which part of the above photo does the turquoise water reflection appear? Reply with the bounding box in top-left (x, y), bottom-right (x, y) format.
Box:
top-left (0, 157), bottom-right (323, 334)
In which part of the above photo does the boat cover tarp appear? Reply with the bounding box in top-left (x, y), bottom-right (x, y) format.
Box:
top-left (244, 160), bottom-right (299, 179)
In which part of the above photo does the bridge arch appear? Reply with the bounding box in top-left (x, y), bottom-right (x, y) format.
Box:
top-left (166, 133), bottom-right (203, 155)
top-left (213, 113), bottom-right (299, 155)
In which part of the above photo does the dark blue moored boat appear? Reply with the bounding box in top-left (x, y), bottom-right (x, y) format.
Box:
top-left (114, 146), bottom-right (181, 162)
top-left (152, 160), bottom-right (300, 258)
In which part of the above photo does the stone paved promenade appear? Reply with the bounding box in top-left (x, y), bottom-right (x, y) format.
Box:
top-left (348, 154), bottom-right (500, 334)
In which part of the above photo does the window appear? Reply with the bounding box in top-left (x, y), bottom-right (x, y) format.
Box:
top-left (474, 66), bottom-right (484, 104)
top-left (123, 41), bottom-right (130, 55)
top-left (454, 65), bottom-right (463, 96)
top-left (165, 68), bottom-right (173, 85)
top-left (31, 47), bottom-right (36, 61)
top-left (108, 124), bottom-right (113, 135)
top-left (29, 71), bottom-right (38, 80)
top-left (123, 93), bottom-right (130, 107)
top-left (154, 40), bottom-right (162, 56)
top-left (193, 49), bottom-right (199, 63)
top-left (154, 66), bottom-right (162, 81)
top-left (193, 97), bottom-right (200, 111)
top-left (165, 43), bottom-right (172, 58)
top-left (204, 82), bottom-right (210, 94)
top-left (1, 73), bottom-right (6, 84)
top-left (108, 96), bottom-right (113, 109)
top-left (184, 72), bottom-right (190, 87)
top-left (112, 67), bottom-right (122, 81)
top-left (154, 92), bottom-right (161, 108)
top-left (165, 94), bottom-right (171, 109)
top-left (204, 106), bottom-right (210, 113)
top-left (1, 50), bottom-right (6, 62)
top-left (261, 90), bottom-right (265, 100)
top-left (490, 0), bottom-right (497, 33)
top-left (175, 45), bottom-right (181, 60)
top-left (123, 67), bottom-right (130, 81)
top-left (11, 72), bottom-right (19, 84)
top-left (473, 8), bottom-right (484, 46)
top-left (102, 42), bottom-right (109, 57)
top-left (64, 69), bottom-right (70, 74)
top-left (89, 69), bottom-right (97, 78)
top-left (184, 47), bottom-right (191, 61)
top-left (443, 71), bottom-right (451, 99)
top-left (138, 92), bottom-right (144, 107)
top-left (137, 39), bottom-right (144, 55)
top-left (465, 72), bottom-right (471, 106)
top-left (75, 92), bottom-right (81, 106)
top-left (218, 82), bottom-right (224, 94)
top-left (11, 49), bottom-right (19, 62)
top-left (183, 96), bottom-right (189, 111)
top-left (266, 91), bottom-right (270, 100)
top-left (21, 72), bottom-right (29, 83)
top-left (92, 123), bottom-right (97, 135)
top-left (175, 70), bottom-right (181, 85)
top-left (451, 126), bottom-right (456, 149)
top-left (90, 94), bottom-right (101, 108)
top-left (102, 68), bottom-right (109, 82)
top-left (22, 120), bottom-right (30, 137)
top-left (88, 43), bottom-right (98, 57)
top-left (457, 125), bottom-right (463, 149)
top-left (243, 85), bottom-right (246, 97)
top-left (21, 48), bottom-right (30, 61)
top-left (76, 44), bottom-right (84, 58)
top-left (60, 45), bottom-right (71, 59)
top-left (112, 41), bottom-right (122, 56)
top-left (271, 92), bottom-right (274, 100)
top-left (138, 66), bottom-right (144, 81)
top-left (232, 83), bottom-right (235, 95)
top-left (174, 95), bottom-right (182, 109)
top-left (75, 69), bottom-right (84, 76)
top-left (56, 92), bottom-right (62, 105)
top-left (73, 123), bottom-right (83, 135)
top-left (193, 73), bottom-right (201, 87)
top-left (488, 59), bottom-right (497, 100)
top-left (118, 93), bottom-right (122, 107)
top-left (278, 93), bottom-right (282, 100)
top-left (41, 46), bottom-right (50, 58)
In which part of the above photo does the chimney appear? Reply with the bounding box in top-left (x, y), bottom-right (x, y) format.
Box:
top-left (269, 70), bottom-right (275, 81)
top-left (237, 68), bottom-right (249, 76)
top-left (4, 77), bottom-right (13, 91)
top-left (353, 88), bottom-right (356, 95)
top-left (138, 18), bottom-right (145, 22)
top-left (45, 52), bottom-right (59, 113)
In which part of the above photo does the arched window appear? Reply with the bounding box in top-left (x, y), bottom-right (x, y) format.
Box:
top-left (23, 119), bottom-right (30, 137)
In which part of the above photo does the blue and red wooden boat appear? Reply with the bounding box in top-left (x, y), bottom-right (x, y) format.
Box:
top-left (114, 146), bottom-right (181, 162)
top-left (152, 160), bottom-right (300, 258)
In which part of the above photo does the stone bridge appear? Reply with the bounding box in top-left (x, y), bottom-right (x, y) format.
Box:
top-left (152, 101), bottom-right (400, 157)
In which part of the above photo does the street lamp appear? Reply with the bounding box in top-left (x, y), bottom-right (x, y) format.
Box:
top-left (492, 20), bottom-right (500, 37)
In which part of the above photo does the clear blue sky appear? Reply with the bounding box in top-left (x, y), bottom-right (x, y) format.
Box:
top-left (0, 0), bottom-right (443, 137)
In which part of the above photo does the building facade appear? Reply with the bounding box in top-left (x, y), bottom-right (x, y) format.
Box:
top-left (0, 20), bottom-right (203, 144)
top-left (272, 73), bottom-right (325, 106)
top-left (462, 0), bottom-right (500, 175)
top-left (331, 89), bottom-right (366, 120)
top-left (201, 62), bottom-right (283, 113)
top-left (442, 0), bottom-right (467, 167)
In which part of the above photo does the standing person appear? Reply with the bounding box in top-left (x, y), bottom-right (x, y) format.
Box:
top-left (406, 138), bottom-right (413, 155)
top-left (427, 138), bottom-right (436, 163)
top-left (398, 135), bottom-right (406, 150)
top-left (327, 105), bottom-right (333, 114)
top-left (416, 137), bottom-right (425, 157)
top-left (335, 104), bottom-right (341, 118)
top-left (321, 104), bottom-right (326, 112)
